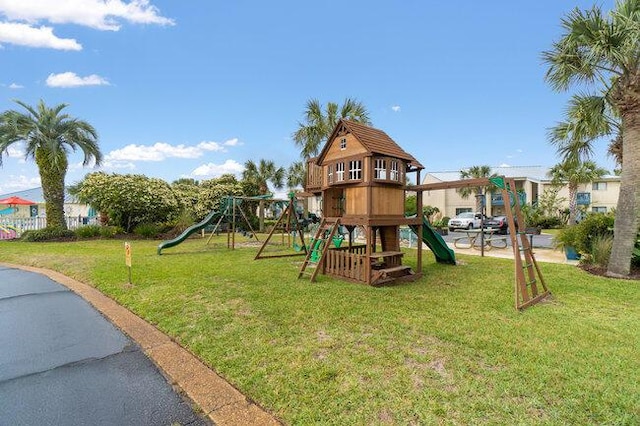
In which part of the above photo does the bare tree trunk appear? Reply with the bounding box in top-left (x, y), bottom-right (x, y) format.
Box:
top-left (607, 113), bottom-right (640, 277)
top-left (568, 184), bottom-right (578, 226)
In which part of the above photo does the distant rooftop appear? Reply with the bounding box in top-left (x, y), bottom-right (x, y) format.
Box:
top-left (0, 187), bottom-right (78, 203)
top-left (425, 166), bottom-right (618, 183)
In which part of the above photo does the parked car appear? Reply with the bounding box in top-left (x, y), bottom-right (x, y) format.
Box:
top-left (482, 215), bottom-right (509, 234)
top-left (482, 216), bottom-right (518, 235)
top-left (448, 212), bottom-right (483, 231)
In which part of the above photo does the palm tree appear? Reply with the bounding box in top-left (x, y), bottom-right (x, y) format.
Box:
top-left (0, 100), bottom-right (102, 230)
top-left (457, 165), bottom-right (496, 212)
top-left (292, 98), bottom-right (371, 159)
top-left (548, 160), bottom-right (608, 226)
top-left (286, 161), bottom-right (305, 190)
top-left (242, 159), bottom-right (285, 231)
top-left (543, 0), bottom-right (640, 276)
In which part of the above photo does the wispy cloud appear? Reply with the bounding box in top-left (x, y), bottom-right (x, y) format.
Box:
top-left (0, 0), bottom-right (174, 31)
top-left (391, 105), bottom-right (401, 112)
top-left (0, 22), bottom-right (81, 50)
top-left (191, 160), bottom-right (244, 178)
top-left (8, 82), bottom-right (23, 89)
top-left (46, 72), bottom-right (109, 88)
top-left (0, 174), bottom-right (41, 194)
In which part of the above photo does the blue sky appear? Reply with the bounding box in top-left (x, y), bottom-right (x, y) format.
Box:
top-left (0, 0), bottom-right (617, 195)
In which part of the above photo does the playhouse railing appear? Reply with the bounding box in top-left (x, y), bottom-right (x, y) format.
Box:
top-left (325, 250), bottom-right (367, 282)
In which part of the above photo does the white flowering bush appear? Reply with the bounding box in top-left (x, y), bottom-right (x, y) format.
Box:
top-left (75, 172), bottom-right (180, 232)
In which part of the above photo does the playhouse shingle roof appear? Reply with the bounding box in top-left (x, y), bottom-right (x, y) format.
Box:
top-left (318, 119), bottom-right (424, 169)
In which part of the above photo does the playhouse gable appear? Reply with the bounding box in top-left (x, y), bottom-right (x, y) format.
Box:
top-left (316, 119), bottom-right (423, 169)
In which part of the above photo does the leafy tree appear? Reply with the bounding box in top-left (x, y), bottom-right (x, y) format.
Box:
top-left (292, 98), bottom-right (371, 159)
top-left (0, 100), bottom-right (102, 229)
top-left (548, 160), bottom-right (608, 226)
top-left (543, 0), bottom-right (640, 276)
top-left (457, 165), bottom-right (496, 212)
top-left (194, 174), bottom-right (244, 221)
top-left (74, 172), bottom-right (179, 232)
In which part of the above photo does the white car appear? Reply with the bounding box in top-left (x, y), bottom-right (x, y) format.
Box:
top-left (448, 212), bottom-right (483, 231)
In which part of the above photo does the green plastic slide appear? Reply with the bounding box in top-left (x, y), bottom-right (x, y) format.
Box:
top-left (157, 210), bottom-right (221, 255)
top-left (409, 218), bottom-right (456, 264)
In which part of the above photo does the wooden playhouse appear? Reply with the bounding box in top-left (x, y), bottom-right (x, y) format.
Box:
top-left (299, 119), bottom-right (426, 285)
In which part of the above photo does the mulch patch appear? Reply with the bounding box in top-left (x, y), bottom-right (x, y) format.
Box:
top-left (579, 263), bottom-right (640, 280)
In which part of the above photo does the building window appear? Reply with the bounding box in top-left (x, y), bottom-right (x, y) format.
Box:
top-left (327, 164), bottom-right (333, 184)
top-left (592, 206), bottom-right (607, 213)
top-left (336, 162), bottom-right (345, 181)
top-left (593, 182), bottom-right (607, 190)
top-left (349, 160), bottom-right (362, 180)
top-left (340, 138), bottom-right (347, 150)
top-left (374, 158), bottom-right (387, 179)
top-left (390, 160), bottom-right (399, 181)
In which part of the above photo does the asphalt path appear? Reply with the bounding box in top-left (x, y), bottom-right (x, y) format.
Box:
top-left (441, 229), bottom-right (554, 249)
top-left (0, 266), bottom-right (209, 426)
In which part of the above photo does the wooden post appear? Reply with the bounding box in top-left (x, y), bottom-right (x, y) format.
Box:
top-left (416, 170), bottom-right (423, 273)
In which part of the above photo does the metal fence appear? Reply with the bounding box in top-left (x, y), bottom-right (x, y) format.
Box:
top-left (0, 216), bottom-right (99, 240)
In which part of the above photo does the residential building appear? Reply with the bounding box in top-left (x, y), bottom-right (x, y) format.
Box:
top-left (421, 166), bottom-right (620, 218)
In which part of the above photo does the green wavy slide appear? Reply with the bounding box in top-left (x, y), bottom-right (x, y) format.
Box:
top-left (157, 209), bottom-right (221, 255)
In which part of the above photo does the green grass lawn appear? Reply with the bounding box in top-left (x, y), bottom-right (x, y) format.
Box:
top-left (1, 237), bottom-right (638, 425)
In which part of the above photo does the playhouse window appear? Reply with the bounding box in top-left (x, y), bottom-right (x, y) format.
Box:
top-left (374, 158), bottom-right (387, 179)
top-left (336, 162), bottom-right (345, 181)
top-left (327, 164), bottom-right (334, 184)
top-left (349, 160), bottom-right (362, 180)
top-left (340, 138), bottom-right (347, 150)
top-left (390, 160), bottom-right (399, 181)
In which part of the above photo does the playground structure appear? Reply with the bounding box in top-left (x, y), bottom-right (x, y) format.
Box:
top-left (157, 195), bottom-right (267, 255)
top-left (254, 193), bottom-right (319, 259)
top-left (300, 119), bottom-right (550, 310)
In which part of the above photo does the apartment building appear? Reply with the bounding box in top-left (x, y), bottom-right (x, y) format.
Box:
top-left (421, 166), bottom-right (620, 218)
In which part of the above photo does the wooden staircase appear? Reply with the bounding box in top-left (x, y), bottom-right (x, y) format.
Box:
top-left (499, 178), bottom-right (551, 310)
top-left (297, 218), bottom-right (340, 282)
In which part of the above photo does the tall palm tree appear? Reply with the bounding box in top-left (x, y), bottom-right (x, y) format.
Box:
top-left (242, 159), bottom-right (285, 231)
top-left (457, 165), bottom-right (496, 212)
top-left (0, 100), bottom-right (102, 230)
top-left (292, 98), bottom-right (371, 159)
top-left (548, 160), bottom-right (608, 226)
top-left (543, 0), bottom-right (640, 276)
top-left (286, 161), bottom-right (305, 190)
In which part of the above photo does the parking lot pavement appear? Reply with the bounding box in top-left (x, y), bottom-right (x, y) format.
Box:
top-left (0, 266), bottom-right (209, 426)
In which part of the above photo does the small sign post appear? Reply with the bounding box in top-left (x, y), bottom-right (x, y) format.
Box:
top-left (124, 242), bottom-right (132, 284)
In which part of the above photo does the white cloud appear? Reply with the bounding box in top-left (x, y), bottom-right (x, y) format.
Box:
top-left (0, 174), bottom-right (41, 194)
top-left (46, 72), bottom-right (109, 88)
top-left (223, 138), bottom-right (241, 146)
top-left (499, 163), bottom-right (511, 168)
top-left (0, 21), bottom-right (81, 50)
top-left (100, 160), bottom-right (136, 170)
top-left (191, 160), bottom-right (244, 178)
top-left (197, 141), bottom-right (227, 152)
top-left (0, 0), bottom-right (174, 31)
top-left (8, 82), bottom-right (23, 89)
top-left (6, 144), bottom-right (24, 158)
top-left (391, 105), bottom-right (401, 112)
top-left (106, 139), bottom-right (240, 162)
